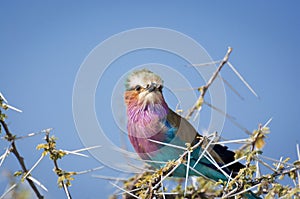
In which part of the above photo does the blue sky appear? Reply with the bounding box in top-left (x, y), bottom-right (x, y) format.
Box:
top-left (1, 1), bottom-right (300, 198)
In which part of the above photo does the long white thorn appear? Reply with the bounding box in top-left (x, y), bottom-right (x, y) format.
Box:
top-left (224, 171), bottom-right (233, 191)
top-left (148, 139), bottom-right (186, 150)
top-left (256, 160), bottom-right (261, 178)
top-left (227, 61), bottom-right (259, 98)
top-left (182, 162), bottom-right (211, 180)
top-left (204, 153), bottom-right (231, 180)
top-left (193, 134), bottom-right (216, 168)
top-left (0, 183), bottom-right (17, 199)
top-left (221, 156), bottom-right (247, 169)
top-left (15, 128), bottom-right (53, 140)
top-left (184, 151), bottom-right (191, 196)
top-left (263, 117), bottom-right (273, 128)
top-left (62, 182), bottom-right (71, 199)
top-left (3, 103), bottom-right (22, 113)
top-left (204, 101), bottom-right (236, 120)
top-left (27, 176), bottom-right (48, 192)
top-left (76, 166), bottom-right (104, 175)
top-left (191, 60), bottom-right (222, 67)
top-left (142, 159), bottom-right (168, 164)
top-left (92, 175), bottom-right (127, 181)
top-left (275, 157), bottom-right (283, 171)
top-left (229, 183), bottom-right (261, 198)
top-left (61, 150), bottom-right (89, 158)
top-left (214, 138), bottom-right (250, 145)
top-left (0, 92), bottom-right (8, 103)
top-left (23, 154), bottom-right (44, 180)
top-left (114, 187), bottom-right (143, 196)
top-left (109, 182), bottom-right (140, 199)
top-left (218, 75), bottom-right (244, 100)
top-left (70, 145), bottom-right (101, 153)
top-left (258, 154), bottom-right (294, 167)
top-left (0, 147), bottom-right (11, 167)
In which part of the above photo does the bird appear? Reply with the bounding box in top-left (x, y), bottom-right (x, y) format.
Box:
top-left (124, 69), bottom-right (260, 199)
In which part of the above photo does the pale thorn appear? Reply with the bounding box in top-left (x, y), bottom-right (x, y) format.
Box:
top-left (258, 154), bottom-right (294, 167)
top-left (127, 162), bottom-right (155, 173)
top-left (227, 61), bottom-right (259, 98)
top-left (0, 92), bottom-right (8, 103)
top-left (152, 151), bottom-right (188, 191)
top-left (229, 183), bottom-right (261, 198)
top-left (204, 102), bottom-right (251, 134)
top-left (114, 187), bottom-right (143, 196)
top-left (222, 186), bottom-right (238, 199)
top-left (112, 146), bottom-right (140, 159)
top-left (220, 156), bottom-right (247, 169)
top-left (61, 150), bottom-right (89, 158)
top-left (256, 160), bottom-right (261, 179)
top-left (275, 157), bottom-right (283, 171)
top-left (92, 175), bottom-right (127, 181)
top-left (62, 182), bottom-right (71, 199)
top-left (193, 107), bottom-right (202, 122)
top-left (0, 147), bottom-right (11, 167)
top-left (27, 176), bottom-right (48, 192)
top-left (175, 105), bottom-right (183, 115)
top-left (218, 75), bottom-right (244, 100)
top-left (184, 151), bottom-right (191, 196)
top-left (214, 138), bottom-right (250, 145)
top-left (109, 182), bottom-right (140, 199)
top-left (75, 166), bottom-right (104, 175)
top-left (190, 60), bottom-right (222, 67)
top-left (263, 117), bottom-right (273, 128)
top-left (61, 145), bottom-right (101, 157)
top-left (22, 154), bottom-right (45, 180)
top-left (0, 183), bottom-right (17, 199)
top-left (182, 162), bottom-right (211, 180)
top-left (69, 145), bottom-right (101, 153)
top-left (152, 162), bottom-right (181, 191)
top-left (204, 153), bottom-right (232, 180)
top-left (3, 103), bottom-right (22, 113)
top-left (193, 133), bottom-right (216, 168)
top-left (159, 174), bottom-right (166, 199)
top-left (204, 101), bottom-right (236, 120)
top-left (15, 128), bottom-right (52, 140)
top-left (224, 171), bottom-right (233, 192)
top-left (142, 159), bottom-right (168, 164)
top-left (255, 157), bottom-right (277, 172)
top-left (148, 139), bottom-right (186, 150)
top-left (156, 192), bottom-right (179, 195)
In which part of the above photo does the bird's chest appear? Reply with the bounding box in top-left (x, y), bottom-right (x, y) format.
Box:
top-left (127, 113), bottom-right (170, 154)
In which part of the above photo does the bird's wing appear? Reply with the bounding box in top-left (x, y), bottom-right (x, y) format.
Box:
top-left (167, 108), bottom-right (244, 173)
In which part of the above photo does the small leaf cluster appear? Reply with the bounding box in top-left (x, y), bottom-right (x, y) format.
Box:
top-left (36, 133), bottom-right (75, 188)
top-left (36, 135), bottom-right (66, 160)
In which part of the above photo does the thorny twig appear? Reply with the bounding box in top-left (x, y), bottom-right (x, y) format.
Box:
top-left (0, 119), bottom-right (44, 199)
top-left (44, 130), bottom-right (73, 199)
top-left (186, 47), bottom-right (232, 120)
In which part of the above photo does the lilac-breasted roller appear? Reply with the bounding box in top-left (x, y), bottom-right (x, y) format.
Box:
top-left (124, 69), bottom-right (260, 199)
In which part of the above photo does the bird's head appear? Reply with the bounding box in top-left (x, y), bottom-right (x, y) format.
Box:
top-left (124, 69), bottom-right (166, 107)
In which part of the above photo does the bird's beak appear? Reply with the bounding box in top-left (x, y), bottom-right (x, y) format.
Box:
top-left (147, 83), bottom-right (157, 92)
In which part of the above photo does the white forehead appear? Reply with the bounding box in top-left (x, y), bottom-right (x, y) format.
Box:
top-left (126, 69), bottom-right (163, 90)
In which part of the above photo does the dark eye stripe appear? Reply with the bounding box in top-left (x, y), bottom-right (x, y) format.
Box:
top-left (135, 85), bottom-right (141, 91)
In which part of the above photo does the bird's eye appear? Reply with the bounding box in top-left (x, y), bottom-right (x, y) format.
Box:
top-left (135, 85), bottom-right (141, 91)
top-left (146, 84), bottom-right (150, 88)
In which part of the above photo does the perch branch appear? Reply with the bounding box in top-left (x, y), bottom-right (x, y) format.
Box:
top-left (186, 47), bottom-right (232, 120)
